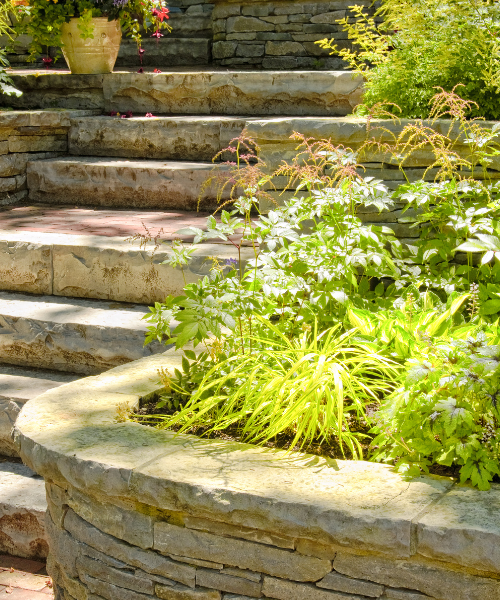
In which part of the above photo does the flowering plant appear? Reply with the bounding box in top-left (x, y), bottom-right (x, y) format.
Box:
top-left (15, 0), bottom-right (171, 62)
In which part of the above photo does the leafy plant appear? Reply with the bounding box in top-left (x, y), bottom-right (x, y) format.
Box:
top-left (142, 321), bottom-right (399, 458)
top-left (372, 329), bottom-right (500, 489)
top-left (316, 0), bottom-right (500, 119)
top-left (0, 4), bottom-right (21, 98)
top-left (15, 0), bottom-right (171, 62)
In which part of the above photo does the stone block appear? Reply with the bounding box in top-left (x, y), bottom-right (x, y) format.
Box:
top-left (156, 584), bottom-right (221, 600)
top-left (49, 557), bottom-right (88, 600)
top-left (46, 511), bottom-right (81, 578)
top-left (154, 522), bottom-right (331, 582)
top-left (80, 572), bottom-right (156, 600)
top-left (9, 135), bottom-right (67, 153)
top-left (295, 539), bottom-right (337, 561)
top-left (414, 483), bottom-right (500, 575)
top-left (219, 569), bottom-right (261, 583)
top-left (289, 14), bottom-right (313, 22)
top-left (66, 487), bottom-right (154, 549)
top-left (241, 5), bottom-right (271, 17)
top-left (183, 516), bottom-right (294, 550)
top-left (236, 44), bottom-right (265, 58)
top-left (255, 32), bottom-right (292, 40)
top-left (0, 238), bottom-right (52, 295)
top-left (196, 569), bottom-right (261, 597)
top-left (0, 152), bottom-right (44, 177)
top-left (213, 19), bottom-right (227, 34)
top-left (0, 141), bottom-right (8, 154)
top-left (303, 24), bottom-right (339, 33)
top-left (227, 16), bottom-right (274, 33)
top-left (383, 589), bottom-right (431, 600)
top-left (69, 116), bottom-right (225, 161)
top-left (317, 572), bottom-right (383, 597)
top-left (262, 57), bottom-right (298, 69)
top-left (212, 4), bottom-right (240, 19)
top-left (333, 553), bottom-right (500, 600)
top-left (226, 33), bottom-right (257, 40)
top-left (77, 555), bottom-right (156, 595)
top-left (65, 510), bottom-right (196, 588)
top-left (275, 24), bottom-right (304, 32)
top-left (213, 42), bottom-right (237, 59)
top-left (261, 16), bottom-right (288, 24)
top-left (310, 11), bottom-right (346, 23)
top-left (274, 5), bottom-right (307, 15)
top-left (0, 177), bottom-right (17, 193)
top-left (262, 577), bottom-right (364, 600)
top-left (168, 555), bottom-right (224, 570)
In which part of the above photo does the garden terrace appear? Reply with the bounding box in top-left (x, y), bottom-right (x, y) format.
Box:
top-left (14, 352), bottom-right (500, 600)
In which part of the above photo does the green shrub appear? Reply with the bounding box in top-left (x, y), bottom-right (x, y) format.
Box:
top-left (317, 0), bottom-right (500, 119)
top-left (372, 328), bottom-right (500, 489)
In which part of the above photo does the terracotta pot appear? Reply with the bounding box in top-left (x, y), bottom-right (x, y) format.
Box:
top-left (61, 17), bottom-right (122, 74)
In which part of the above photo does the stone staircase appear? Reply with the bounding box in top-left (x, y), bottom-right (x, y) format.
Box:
top-left (0, 66), bottom-right (362, 558)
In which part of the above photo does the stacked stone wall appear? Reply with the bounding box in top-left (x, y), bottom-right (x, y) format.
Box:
top-left (13, 353), bottom-right (500, 600)
top-left (211, 0), bottom-right (374, 69)
top-left (0, 109), bottom-right (96, 206)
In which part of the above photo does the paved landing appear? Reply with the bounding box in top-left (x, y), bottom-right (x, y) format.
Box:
top-left (0, 554), bottom-right (53, 598)
top-left (0, 204), bottom-right (214, 240)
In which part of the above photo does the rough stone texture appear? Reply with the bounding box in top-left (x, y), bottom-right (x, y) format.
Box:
top-left (196, 570), bottom-right (261, 597)
top-left (68, 116), bottom-right (251, 161)
top-left (333, 553), bottom-right (500, 600)
top-left (154, 522), bottom-right (330, 581)
top-left (0, 291), bottom-right (164, 374)
top-left (77, 555), bottom-right (156, 595)
top-left (262, 577), bottom-right (364, 600)
top-left (0, 364), bottom-right (78, 456)
top-left (27, 157), bottom-right (229, 211)
top-left (103, 71), bottom-right (364, 116)
top-left (0, 230), bottom-right (246, 304)
top-left (317, 572), bottom-right (383, 597)
top-left (156, 584), bottom-right (221, 600)
top-left (183, 516), bottom-right (295, 549)
top-left (65, 510), bottom-right (196, 588)
top-left (116, 38), bottom-right (211, 68)
top-left (0, 461), bottom-right (48, 560)
top-left (415, 484), bottom-right (500, 574)
top-left (0, 237), bottom-right (52, 294)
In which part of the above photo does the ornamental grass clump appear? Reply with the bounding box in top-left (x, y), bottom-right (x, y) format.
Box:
top-left (140, 321), bottom-right (399, 459)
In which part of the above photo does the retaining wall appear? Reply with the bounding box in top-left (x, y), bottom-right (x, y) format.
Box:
top-left (14, 352), bottom-right (500, 600)
top-left (211, 0), bottom-right (373, 70)
top-left (0, 109), bottom-right (96, 206)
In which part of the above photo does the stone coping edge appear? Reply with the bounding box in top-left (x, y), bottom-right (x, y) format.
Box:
top-left (13, 351), bottom-right (500, 576)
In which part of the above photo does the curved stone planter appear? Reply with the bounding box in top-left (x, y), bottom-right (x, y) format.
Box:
top-left (14, 350), bottom-right (500, 600)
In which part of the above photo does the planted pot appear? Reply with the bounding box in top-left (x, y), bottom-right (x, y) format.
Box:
top-left (61, 17), bottom-right (122, 74)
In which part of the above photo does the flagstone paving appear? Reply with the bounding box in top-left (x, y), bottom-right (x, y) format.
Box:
top-left (0, 555), bottom-right (53, 598)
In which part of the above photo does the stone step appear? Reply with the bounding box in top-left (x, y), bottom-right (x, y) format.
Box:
top-left (0, 229), bottom-right (247, 303)
top-left (1, 70), bottom-right (363, 116)
top-left (27, 157), bottom-right (228, 210)
top-left (0, 291), bottom-right (164, 375)
top-left (0, 365), bottom-right (79, 457)
top-left (68, 115), bottom-right (261, 161)
top-left (0, 461), bottom-right (47, 560)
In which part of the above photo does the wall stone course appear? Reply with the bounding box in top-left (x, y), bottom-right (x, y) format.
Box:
top-left (383, 589), bottom-right (432, 600)
top-left (227, 16), bottom-right (275, 32)
top-left (196, 569), bottom-right (262, 597)
top-left (183, 516), bottom-right (295, 550)
top-left (262, 577), bottom-right (365, 600)
top-left (76, 556), bottom-right (156, 596)
top-left (154, 522), bottom-right (331, 582)
top-left (65, 510), bottom-right (196, 588)
top-left (333, 553), bottom-right (500, 600)
top-left (316, 572), bottom-right (383, 597)
top-left (79, 572), bottom-right (156, 600)
top-left (156, 584), bottom-right (221, 600)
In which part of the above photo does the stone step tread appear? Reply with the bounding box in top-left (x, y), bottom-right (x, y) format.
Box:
top-left (0, 364), bottom-right (79, 403)
top-left (0, 461), bottom-right (48, 560)
top-left (0, 291), bottom-right (165, 376)
top-left (26, 157), bottom-right (228, 210)
top-left (0, 291), bottom-right (154, 329)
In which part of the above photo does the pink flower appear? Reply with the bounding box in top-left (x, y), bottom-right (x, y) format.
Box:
top-left (154, 68), bottom-right (162, 73)
top-left (145, 112), bottom-right (154, 117)
top-left (151, 29), bottom-right (163, 38)
top-left (137, 67), bottom-right (144, 73)
top-left (125, 110), bottom-right (133, 118)
top-left (42, 57), bottom-right (53, 69)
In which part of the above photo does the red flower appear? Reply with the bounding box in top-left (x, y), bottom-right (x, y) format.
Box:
top-left (154, 68), bottom-right (162, 73)
top-left (156, 6), bottom-right (169, 21)
top-left (42, 57), bottom-right (53, 69)
top-left (125, 110), bottom-right (133, 118)
top-left (151, 29), bottom-right (163, 38)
